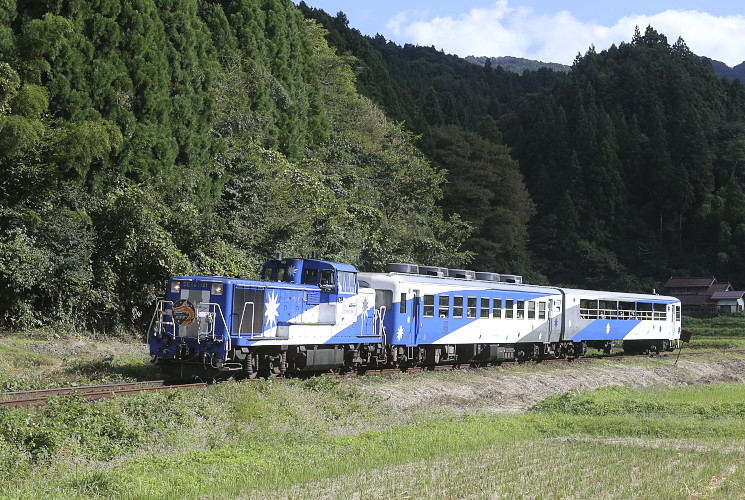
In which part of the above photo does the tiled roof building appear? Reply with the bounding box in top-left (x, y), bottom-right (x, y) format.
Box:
top-left (663, 276), bottom-right (743, 315)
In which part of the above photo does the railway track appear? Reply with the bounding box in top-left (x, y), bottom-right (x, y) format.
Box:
top-left (0, 380), bottom-right (206, 408)
top-left (2, 347), bottom-right (739, 408)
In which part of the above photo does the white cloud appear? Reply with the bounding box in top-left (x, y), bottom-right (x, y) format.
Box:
top-left (385, 2), bottom-right (745, 67)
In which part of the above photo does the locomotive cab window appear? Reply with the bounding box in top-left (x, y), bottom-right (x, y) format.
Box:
top-left (338, 271), bottom-right (356, 294)
top-left (320, 270), bottom-right (335, 291)
top-left (302, 268), bottom-right (319, 285)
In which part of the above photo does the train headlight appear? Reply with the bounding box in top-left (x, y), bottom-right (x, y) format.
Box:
top-left (171, 280), bottom-right (181, 293)
top-left (211, 283), bottom-right (224, 295)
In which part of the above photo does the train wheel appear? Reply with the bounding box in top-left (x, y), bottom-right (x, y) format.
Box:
top-left (244, 353), bottom-right (258, 379)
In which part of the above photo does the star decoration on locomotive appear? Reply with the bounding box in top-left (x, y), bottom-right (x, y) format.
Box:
top-left (287, 265), bottom-right (297, 278)
top-left (265, 291), bottom-right (280, 329)
top-left (396, 325), bottom-right (404, 341)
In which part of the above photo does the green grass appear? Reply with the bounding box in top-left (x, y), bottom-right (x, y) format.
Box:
top-left (0, 336), bottom-right (160, 391)
top-left (2, 332), bottom-right (745, 498)
top-left (684, 315), bottom-right (745, 337)
top-left (2, 371), bottom-right (745, 499)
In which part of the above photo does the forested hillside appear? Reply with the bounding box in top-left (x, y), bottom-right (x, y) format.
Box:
top-left (0, 0), bottom-right (468, 332)
top-left (300, 8), bottom-right (745, 291)
top-left (4, 1), bottom-right (745, 333)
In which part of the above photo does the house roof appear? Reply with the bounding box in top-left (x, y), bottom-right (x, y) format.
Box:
top-left (711, 283), bottom-right (733, 293)
top-left (678, 295), bottom-right (711, 306)
top-left (711, 291), bottom-right (745, 300)
top-left (664, 276), bottom-right (716, 288)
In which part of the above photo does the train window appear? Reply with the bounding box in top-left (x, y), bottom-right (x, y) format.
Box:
top-left (338, 271), bottom-right (356, 294)
top-left (619, 301), bottom-right (635, 319)
top-left (580, 299), bottom-right (598, 319)
top-left (493, 298), bottom-right (502, 319)
top-left (653, 304), bottom-right (667, 321)
top-left (424, 295), bottom-right (435, 317)
top-left (321, 270), bottom-right (335, 289)
top-left (599, 300), bottom-right (617, 319)
top-left (276, 266), bottom-right (289, 282)
top-left (453, 296), bottom-right (463, 318)
top-left (516, 300), bottom-right (525, 319)
top-left (302, 268), bottom-right (318, 284)
top-left (480, 297), bottom-right (490, 318)
top-left (637, 302), bottom-right (653, 320)
top-left (400, 293), bottom-right (407, 313)
top-left (439, 295), bottom-right (450, 318)
top-left (467, 297), bottom-right (477, 318)
top-left (505, 299), bottom-right (514, 319)
top-left (527, 301), bottom-right (536, 319)
top-left (376, 290), bottom-right (393, 313)
top-left (538, 302), bottom-right (546, 320)
top-left (676, 305), bottom-right (681, 321)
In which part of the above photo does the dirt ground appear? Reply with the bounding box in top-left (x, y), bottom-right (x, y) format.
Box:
top-left (357, 354), bottom-right (745, 414)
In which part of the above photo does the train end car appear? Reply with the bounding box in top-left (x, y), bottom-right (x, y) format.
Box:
top-left (148, 257), bottom-right (383, 379)
top-left (560, 289), bottom-right (682, 354)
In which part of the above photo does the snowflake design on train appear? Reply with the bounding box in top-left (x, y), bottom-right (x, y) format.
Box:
top-left (265, 291), bottom-right (280, 329)
top-left (606, 322), bottom-right (611, 335)
top-left (287, 265), bottom-right (297, 278)
top-left (396, 325), bottom-right (404, 341)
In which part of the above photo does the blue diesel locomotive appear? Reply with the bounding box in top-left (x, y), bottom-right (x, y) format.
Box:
top-left (149, 258), bottom-right (682, 378)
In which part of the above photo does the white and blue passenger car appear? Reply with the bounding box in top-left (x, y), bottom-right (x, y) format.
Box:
top-left (149, 258), bottom-right (681, 378)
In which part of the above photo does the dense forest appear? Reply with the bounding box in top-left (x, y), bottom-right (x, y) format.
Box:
top-left (2, 1), bottom-right (745, 333)
top-left (0, 0), bottom-right (468, 333)
top-left (301, 6), bottom-right (745, 292)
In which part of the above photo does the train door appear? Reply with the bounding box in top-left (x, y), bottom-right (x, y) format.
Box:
top-left (409, 290), bottom-right (420, 343)
top-left (319, 269), bottom-right (338, 323)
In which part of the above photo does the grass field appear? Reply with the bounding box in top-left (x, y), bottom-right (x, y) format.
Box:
top-left (1, 325), bottom-right (744, 499)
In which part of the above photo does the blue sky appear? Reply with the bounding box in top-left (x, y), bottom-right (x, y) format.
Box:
top-left (295, 1), bottom-right (745, 67)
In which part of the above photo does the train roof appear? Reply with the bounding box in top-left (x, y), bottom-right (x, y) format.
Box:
top-left (358, 270), bottom-right (559, 294)
top-left (558, 287), bottom-right (679, 303)
top-left (360, 268), bottom-right (679, 303)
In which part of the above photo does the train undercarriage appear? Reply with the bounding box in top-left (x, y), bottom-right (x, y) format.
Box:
top-left (153, 337), bottom-right (677, 380)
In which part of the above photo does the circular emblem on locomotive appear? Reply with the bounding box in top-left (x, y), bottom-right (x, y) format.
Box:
top-left (172, 299), bottom-right (196, 327)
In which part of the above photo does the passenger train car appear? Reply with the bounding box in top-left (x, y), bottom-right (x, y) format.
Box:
top-left (149, 257), bottom-right (682, 379)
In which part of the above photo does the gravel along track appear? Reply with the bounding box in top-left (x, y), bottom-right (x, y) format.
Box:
top-left (355, 354), bottom-right (745, 414)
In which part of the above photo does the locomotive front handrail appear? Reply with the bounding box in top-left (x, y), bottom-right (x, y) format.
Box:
top-left (150, 299), bottom-right (176, 339)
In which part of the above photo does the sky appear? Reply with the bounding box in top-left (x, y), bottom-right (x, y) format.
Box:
top-left (294, 1), bottom-right (745, 67)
